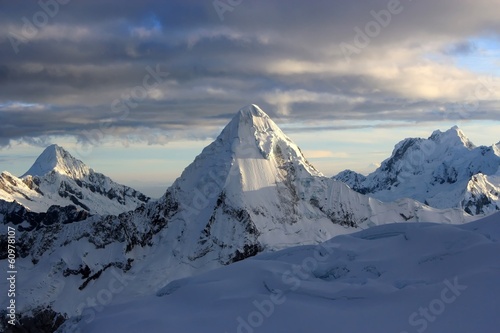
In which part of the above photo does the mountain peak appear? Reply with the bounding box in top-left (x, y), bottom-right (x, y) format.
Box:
top-left (21, 144), bottom-right (90, 179)
top-left (236, 104), bottom-right (268, 119)
top-left (170, 104), bottom-right (321, 204)
top-left (429, 125), bottom-right (475, 149)
top-left (227, 104), bottom-right (274, 134)
top-left (215, 104), bottom-right (287, 158)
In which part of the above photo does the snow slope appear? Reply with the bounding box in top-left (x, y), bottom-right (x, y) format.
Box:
top-left (334, 126), bottom-right (500, 215)
top-left (62, 212), bottom-right (500, 333)
top-left (0, 144), bottom-right (150, 215)
top-left (0, 105), bottom-right (476, 332)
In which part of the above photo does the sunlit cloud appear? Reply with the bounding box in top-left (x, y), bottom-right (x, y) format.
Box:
top-left (304, 150), bottom-right (350, 159)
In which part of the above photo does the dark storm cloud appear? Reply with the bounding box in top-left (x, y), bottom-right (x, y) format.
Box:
top-left (0, 0), bottom-right (499, 147)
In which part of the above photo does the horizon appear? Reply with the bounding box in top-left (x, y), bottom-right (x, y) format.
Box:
top-left (2, 110), bottom-right (498, 198)
top-left (1, 1), bottom-right (500, 197)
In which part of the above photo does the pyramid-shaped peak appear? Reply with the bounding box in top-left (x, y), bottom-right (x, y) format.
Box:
top-left (170, 104), bottom-right (321, 200)
top-left (22, 144), bottom-right (90, 179)
top-left (219, 104), bottom-right (283, 143)
top-left (227, 104), bottom-right (275, 131)
top-left (429, 125), bottom-right (475, 149)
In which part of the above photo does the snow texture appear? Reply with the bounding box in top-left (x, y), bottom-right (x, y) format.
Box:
top-left (62, 212), bottom-right (500, 333)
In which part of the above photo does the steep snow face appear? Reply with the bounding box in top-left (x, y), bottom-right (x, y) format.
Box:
top-left (334, 126), bottom-right (500, 215)
top-left (0, 145), bottom-right (149, 215)
top-left (61, 212), bottom-right (500, 333)
top-left (0, 105), bottom-right (471, 332)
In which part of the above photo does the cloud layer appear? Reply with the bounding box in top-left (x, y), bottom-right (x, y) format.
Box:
top-left (1, 0), bottom-right (499, 147)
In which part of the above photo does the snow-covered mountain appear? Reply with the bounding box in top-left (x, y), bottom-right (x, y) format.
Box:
top-left (0, 105), bottom-right (473, 332)
top-left (334, 126), bottom-right (500, 215)
top-left (0, 144), bottom-right (150, 215)
top-left (60, 212), bottom-right (500, 333)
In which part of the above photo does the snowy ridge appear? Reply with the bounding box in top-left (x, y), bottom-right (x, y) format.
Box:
top-left (0, 144), bottom-right (150, 215)
top-left (0, 105), bottom-right (476, 332)
top-left (334, 126), bottom-right (500, 215)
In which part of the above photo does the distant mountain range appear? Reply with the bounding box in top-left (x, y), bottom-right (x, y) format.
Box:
top-left (0, 144), bottom-right (150, 215)
top-left (0, 105), bottom-right (492, 332)
top-left (334, 126), bottom-right (500, 215)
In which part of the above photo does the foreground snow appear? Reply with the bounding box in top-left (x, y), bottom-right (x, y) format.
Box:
top-left (62, 212), bottom-right (500, 333)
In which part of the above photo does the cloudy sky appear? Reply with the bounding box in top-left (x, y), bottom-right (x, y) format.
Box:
top-left (1, 0), bottom-right (499, 197)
